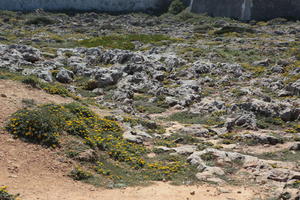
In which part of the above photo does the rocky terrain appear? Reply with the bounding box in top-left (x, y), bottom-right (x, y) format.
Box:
top-left (0, 9), bottom-right (299, 200)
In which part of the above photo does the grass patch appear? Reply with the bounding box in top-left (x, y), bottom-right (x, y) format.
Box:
top-left (78, 34), bottom-right (176, 50)
top-left (241, 63), bottom-right (266, 77)
top-left (255, 150), bottom-right (300, 162)
top-left (166, 111), bottom-right (225, 125)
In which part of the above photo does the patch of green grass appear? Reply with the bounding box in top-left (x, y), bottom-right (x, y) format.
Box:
top-left (255, 150), bottom-right (300, 162)
top-left (78, 34), bottom-right (176, 50)
top-left (166, 111), bottom-right (225, 126)
top-left (134, 103), bottom-right (167, 114)
top-left (241, 63), bottom-right (266, 77)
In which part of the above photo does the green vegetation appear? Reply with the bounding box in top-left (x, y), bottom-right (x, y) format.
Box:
top-left (255, 150), bottom-right (300, 162)
top-left (0, 69), bottom-right (73, 98)
top-left (256, 116), bottom-right (285, 130)
top-left (22, 76), bottom-right (71, 97)
top-left (6, 103), bottom-right (198, 186)
top-left (168, 0), bottom-right (186, 15)
top-left (0, 186), bottom-right (19, 200)
top-left (25, 16), bottom-right (55, 25)
top-left (78, 34), bottom-right (176, 50)
top-left (166, 111), bottom-right (225, 126)
top-left (69, 166), bottom-right (93, 180)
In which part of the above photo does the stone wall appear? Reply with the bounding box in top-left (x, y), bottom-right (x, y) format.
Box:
top-left (0, 0), bottom-right (172, 13)
top-left (190, 0), bottom-right (300, 21)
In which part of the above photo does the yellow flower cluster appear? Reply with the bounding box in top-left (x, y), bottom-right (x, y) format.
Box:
top-left (146, 161), bottom-right (187, 180)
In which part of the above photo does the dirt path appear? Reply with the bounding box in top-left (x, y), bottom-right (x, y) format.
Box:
top-left (0, 80), bottom-right (259, 200)
top-left (0, 79), bottom-right (73, 125)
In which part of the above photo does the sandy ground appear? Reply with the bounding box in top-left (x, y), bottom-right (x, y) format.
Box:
top-left (0, 80), bottom-right (259, 200)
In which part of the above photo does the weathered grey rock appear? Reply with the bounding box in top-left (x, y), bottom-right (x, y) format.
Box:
top-left (225, 112), bottom-right (257, 131)
top-left (192, 60), bottom-right (214, 74)
top-left (165, 96), bottom-right (179, 107)
top-left (172, 145), bottom-right (197, 155)
top-left (286, 79), bottom-right (300, 96)
top-left (239, 134), bottom-right (283, 145)
top-left (113, 90), bottom-right (134, 102)
top-left (95, 69), bottom-right (123, 88)
top-left (92, 88), bottom-right (104, 95)
top-left (123, 130), bottom-right (143, 144)
top-left (37, 70), bottom-right (53, 82)
top-left (289, 143), bottom-right (300, 151)
top-left (76, 149), bottom-right (96, 162)
top-left (252, 59), bottom-right (271, 67)
top-left (179, 125), bottom-right (210, 137)
top-left (56, 68), bottom-right (74, 83)
top-left (280, 108), bottom-right (300, 122)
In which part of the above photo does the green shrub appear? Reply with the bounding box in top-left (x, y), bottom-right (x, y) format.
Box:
top-left (25, 16), bottom-right (55, 25)
top-left (168, 0), bottom-right (186, 15)
top-left (0, 186), bottom-right (19, 200)
top-left (6, 104), bottom-right (70, 146)
top-left (69, 166), bottom-right (93, 180)
top-left (21, 76), bottom-right (40, 88)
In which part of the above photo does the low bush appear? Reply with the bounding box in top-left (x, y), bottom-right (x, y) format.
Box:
top-left (6, 104), bottom-right (70, 146)
top-left (168, 0), bottom-right (186, 15)
top-left (0, 186), bottom-right (19, 200)
top-left (25, 16), bottom-right (55, 25)
top-left (69, 166), bottom-right (93, 180)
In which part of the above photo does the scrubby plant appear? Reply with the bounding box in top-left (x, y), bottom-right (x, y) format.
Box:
top-left (69, 166), bottom-right (93, 180)
top-left (145, 161), bottom-right (187, 181)
top-left (168, 0), bottom-right (186, 15)
top-left (25, 16), bottom-right (55, 25)
top-left (0, 186), bottom-right (19, 200)
top-left (6, 104), bottom-right (70, 146)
